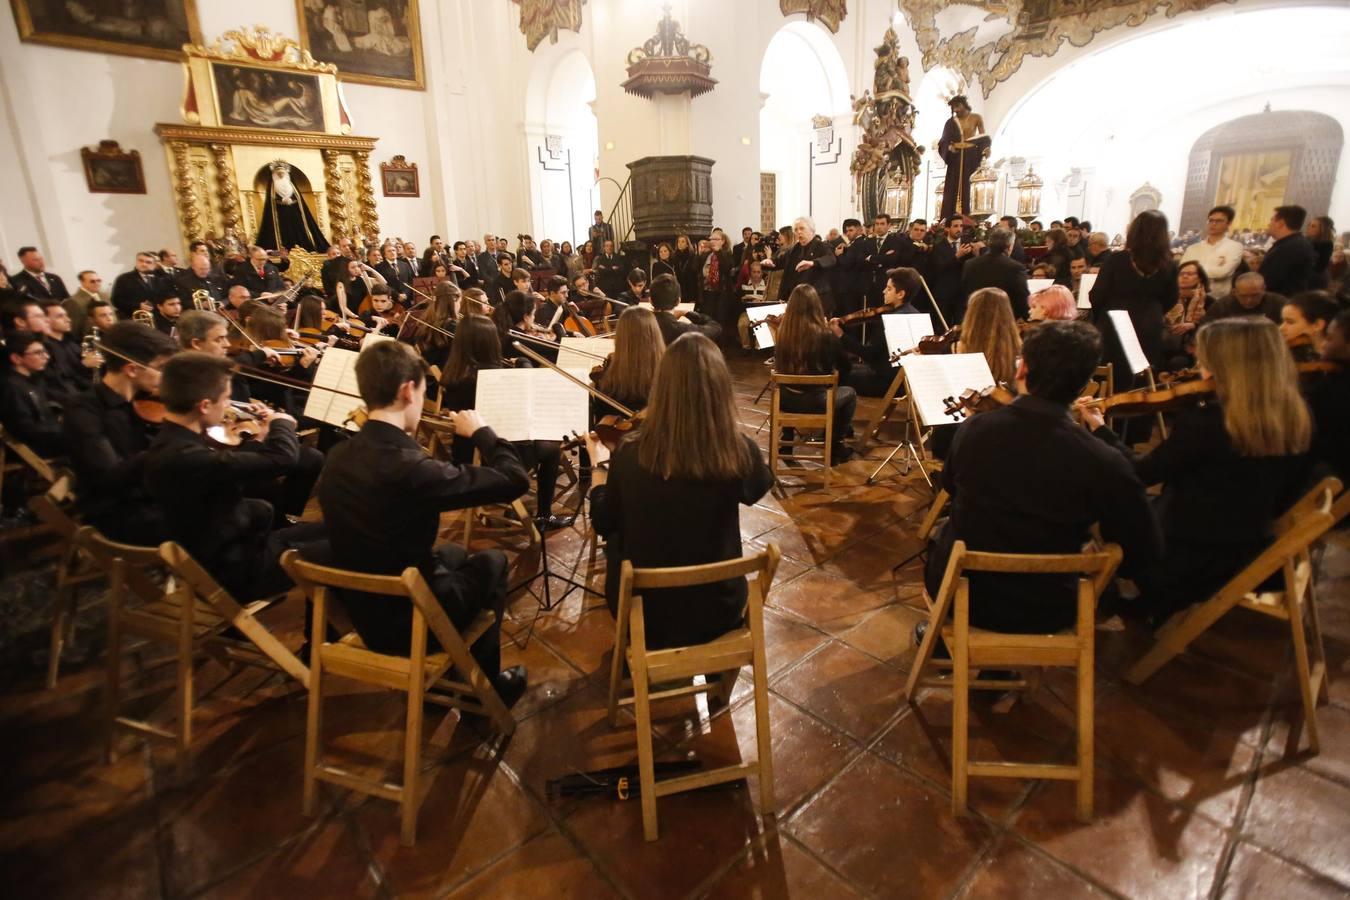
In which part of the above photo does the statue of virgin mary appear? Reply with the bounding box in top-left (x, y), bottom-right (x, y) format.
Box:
top-left (255, 161), bottom-right (330, 252)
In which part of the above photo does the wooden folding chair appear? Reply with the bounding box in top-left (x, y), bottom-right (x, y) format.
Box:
top-left (606, 545), bottom-right (781, 841)
top-left (1126, 477), bottom-right (1346, 753)
top-left (279, 550), bottom-right (516, 846)
top-left (906, 540), bottom-right (1123, 820)
top-left (28, 471), bottom-right (103, 688)
top-left (0, 424), bottom-right (58, 495)
top-left (85, 532), bottom-right (309, 774)
top-left (768, 372), bottom-right (837, 486)
top-left (461, 448), bottom-right (541, 547)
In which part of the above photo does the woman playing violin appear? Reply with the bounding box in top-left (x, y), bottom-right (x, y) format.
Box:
top-left (956, 288), bottom-right (1021, 386)
top-left (593, 306), bottom-right (664, 420)
top-left (244, 306), bottom-right (319, 415)
top-left (494, 290), bottom-right (556, 363)
top-left (1081, 317), bottom-right (1313, 627)
top-left (440, 314), bottom-right (572, 530)
top-left (586, 332), bottom-right (773, 648)
top-left (775, 284), bottom-right (856, 463)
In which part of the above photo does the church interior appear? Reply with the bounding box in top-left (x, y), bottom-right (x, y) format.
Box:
top-left (1, 1), bottom-right (1348, 898)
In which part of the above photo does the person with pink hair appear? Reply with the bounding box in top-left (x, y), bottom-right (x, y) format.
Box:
top-left (1029, 284), bottom-right (1077, 321)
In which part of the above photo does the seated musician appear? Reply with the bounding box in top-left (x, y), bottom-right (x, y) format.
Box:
top-left (175, 309), bottom-right (324, 524)
top-left (439, 314), bottom-right (573, 530)
top-left (928, 287), bottom-right (1023, 463)
top-left (143, 352), bottom-right (326, 601)
top-left (1028, 285), bottom-right (1077, 322)
top-left (834, 266), bottom-right (928, 398)
top-left (87, 299), bottom-right (118, 333)
top-left (648, 273), bottom-right (721, 346)
top-left (1306, 308), bottom-right (1348, 478)
top-left (62, 322), bottom-right (178, 545)
top-left (38, 299), bottom-right (94, 402)
top-left (1, 330), bottom-right (65, 457)
top-left (586, 332), bottom-right (773, 648)
top-left (774, 284), bottom-right (856, 463)
top-left (317, 340), bottom-right (529, 704)
top-left (1279, 290), bottom-right (1340, 363)
top-left (613, 268), bottom-right (646, 310)
top-left (150, 294), bottom-right (182, 337)
top-left (593, 306), bottom-right (664, 420)
top-left (1081, 317), bottom-right (1311, 627)
top-left (242, 307), bottom-right (319, 417)
top-left (355, 283), bottom-right (400, 337)
top-left (923, 321), bottom-right (1159, 636)
top-left (538, 276), bottom-right (580, 334)
top-left (572, 270), bottom-right (612, 325)
top-left (493, 290), bottom-right (556, 364)
top-left (410, 282), bottom-right (460, 374)
top-left (295, 295), bottom-right (349, 349)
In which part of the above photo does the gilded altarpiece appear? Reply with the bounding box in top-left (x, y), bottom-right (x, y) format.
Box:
top-left (155, 27), bottom-right (380, 274)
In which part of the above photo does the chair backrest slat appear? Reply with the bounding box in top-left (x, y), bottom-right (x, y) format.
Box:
top-left (628, 552), bottom-right (776, 590)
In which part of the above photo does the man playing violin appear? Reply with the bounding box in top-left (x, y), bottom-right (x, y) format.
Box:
top-left (62, 322), bottom-right (179, 544)
top-left (921, 321), bottom-right (1159, 638)
top-left (317, 340), bottom-right (530, 707)
top-left (143, 352), bottom-right (326, 602)
top-left (833, 266), bottom-right (927, 397)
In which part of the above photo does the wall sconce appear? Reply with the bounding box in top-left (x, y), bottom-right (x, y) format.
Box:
top-left (741, 136), bottom-right (751, 146)
top-left (970, 158), bottom-right (999, 218)
top-left (604, 141), bottom-right (615, 151)
top-left (1017, 166), bottom-right (1043, 217)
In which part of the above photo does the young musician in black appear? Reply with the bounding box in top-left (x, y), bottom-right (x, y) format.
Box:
top-left (924, 321), bottom-right (1159, 635)
top-left (648, 273), bottom-right (720, 346)
top-left (62, 322), bottom-right (179, 544)
top-left (439, 314), bottom-right (572, 530)
top-left (0, 330), bottom-right (65, 457)
top-left (586, 332), bottom-right (773, 648)
top-left (1306, 307), bottom-right (1349, 478)
top-left (317, 340), bottom-right (529, 702)
top-left (143, 352), bottom-right (325, 601)
top-left (774, 284), bottom-right (856, 462)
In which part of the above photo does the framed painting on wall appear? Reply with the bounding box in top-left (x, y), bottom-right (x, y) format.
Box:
top-left (10, 0), bottom-right (201, 62)
top-left (82, 141), bottom-right (145, 194)
top-left (296, 0), bottom-right (425, 90)
top-left (212, 63), bottom-right (327, 134)
top-left (380, 155), bottom-right (419, 197)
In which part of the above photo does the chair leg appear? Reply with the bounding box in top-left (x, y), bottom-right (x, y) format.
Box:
top-left (46, 555), bottom-right (75, 689)
top-left (104, 567), bottom-right (125, 764)
top-left (175, 603), bottom-right (195, 778)
top-left (1304, 581), bottom-right (1330, 705)
top-left (1125, 596), bottom-right (1240, 684)
top-left (302, 657), bottom-right (325, 817)
top-left (1286, 589), bottom-right (1321, 755)
top-left (951, 590), bottom-right (970, 816)
top-left (633, 668), bottom-right (659, 842)
top-left (401, 676), bottom-right (425, 846)
top-left (1076, 646), bottom-right (1095, 821)
top-left (750, 660), bottom-right (774, 815)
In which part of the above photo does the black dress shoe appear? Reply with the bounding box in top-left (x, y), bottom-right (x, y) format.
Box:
top-left (492, 665), bottom-right (528, 709)
top-left (913, 621), bottom-right (950, 660)
top-left (536, 514), bottom-right (576, 531)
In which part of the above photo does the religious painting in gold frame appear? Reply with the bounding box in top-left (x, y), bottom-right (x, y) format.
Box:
top-left (211, 63), bottom-right (327, 134)
top-left (1214, 150), bottom-right (1292, 232)
top-left (380, 155), bottom-right (419, 197)
top-left (10, 0), bottom-right (201, 62)
top-left (295, 0), bottom-right (425, 90)
top-left (82, 140), bottom-right (145, 194)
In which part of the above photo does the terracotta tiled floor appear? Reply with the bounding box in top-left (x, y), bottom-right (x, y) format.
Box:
top-left (2, 354), bottom-right (1348, 899)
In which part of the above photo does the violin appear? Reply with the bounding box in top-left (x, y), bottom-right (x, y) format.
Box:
top-left (941, 384), bottom-right (1017, 421)
top-left (1082, 376), bottom-right (1217, 418)
top-left (132, 395), bottom-right (167, 424)
top-left (887, 327), bottom-right (963, 364)
top-left (834, 299), bottom-right (902, 327)
top-left (594, 410), bottom-right (645, 452)
top-left (590, 352), bottom-right (613, 385)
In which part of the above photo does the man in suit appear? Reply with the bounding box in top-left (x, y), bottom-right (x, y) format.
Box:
top-left (375, 243), bottom-right (410, 305)
top-left (231, 245), bottom-right (289, 297)
top-left (396, 241), bottom-right (420, 288)
top-left (926, 218), bottom-right (975, 328)
top-left (1261, 204), bottom-right (1316, 296)
top-left (111, 251), bottom-right (174, 318)
top-left (158, 248), bottom-right (181, 282)
top-left (593, 239), bottom-right (627, 298)
top-left (962, 228), bottom-right (1030, 320)
top-left (996, 215), bottom-right (1028, 264)
top-left (476, 235), bottom-right (498, 279)
top-left (174, 252), bottom-right (228, 308)
top-left (11, 246), bottom-right (69, 301)
top-left (834, 218), bottom-right (872, 317)
top-left (731, 226), bottom-right (754, 270)
top-left (763, 216), bottom-right (837, 312)
top-left (650, 273), bottom-right (721, 345)
top-left (64, 270), bottom-right (107, 337)
top-left (321, 238), bottom-right (356, 297)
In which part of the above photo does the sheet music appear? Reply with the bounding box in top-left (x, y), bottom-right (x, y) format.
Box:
top-left (900, 353), bottom-right (996, 428)
top-left (1108, 309), bottom-right (1151, 375)
top-left (303, 347), bottom-right (365, 430)
top-left (1077, 272), bottom-right (1097, 310)
top-left (745, 302), bottom-right (786, 349)
top-left (881, 314), bottom-right (934, 358)
top-left (1027, 278), bottom-right (1054, 294)
top-left (558, 336), bottom-right (614, 371)
top-left (475, 368), bottom-right (590, 442)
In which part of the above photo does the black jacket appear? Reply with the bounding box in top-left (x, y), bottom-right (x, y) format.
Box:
top-left (590, 434), bottom-right (773, 649)
top-left (11, 269), bottom-right (69, 301)
top-left (771, 237), bottom-right (837, 304)
top-left (1260, 232), bottom-right (1316, 296)
top-left (0, 370), bottom-right (64, 457)
top-left (961, 252), bottom-right (1030, 320)
top-left (593, 253), bottom-right (627, 297)
top-left (1088, 250), bottom-right (1178, 374)
top-left (231, 260), bottom-right (289, 297)
top-left (173, 269), bottom-right (228, 307)
top-left (62, 382), bottom-right (159, 526)
top-left (654, 309), bottom-right (721, 346)
top-left (111, 270), bottom-right (174, 318)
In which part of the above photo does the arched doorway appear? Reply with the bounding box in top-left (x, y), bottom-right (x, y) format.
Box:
top-left (759, 22), bottom-right (851, 231)
top-left (525, 46), bottom-right (599, 247)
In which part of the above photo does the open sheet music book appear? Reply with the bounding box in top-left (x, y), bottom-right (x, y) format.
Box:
top-left (303, 347), bottom-right (366, 431)
top-left (881, 315), bottom-right (934, 358)
top-left (474, 367), bottom-right (591, 442)
top-left (558, 336), bottom-right (614, 371)
top-left (1107, 309), bottom-right (1151, 375)
top-left (1077, 273), bottom-right (1097, 310)
top-left (900, 353), bottom-right (997, 428)
top-left (745, 302), bottom-right (786, 349)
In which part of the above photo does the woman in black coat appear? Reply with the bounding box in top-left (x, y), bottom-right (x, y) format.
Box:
top-left (1089, 209), bottom-right (1178, 379)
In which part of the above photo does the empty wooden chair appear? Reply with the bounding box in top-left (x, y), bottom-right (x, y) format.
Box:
top-left (28, 471), bottom-right (102, 688)
top-left (279, 550), bottom-right (516, 846)
top-left (85, 531), bottom-right (309, 773)
top-left (906, 540), bottom-right (1123, 820)
top-left (1126, 477), bottom-right (1346, 753)
top-left (768, 372), bottom-right (838, 486)
top-left (607, 545), bottom-right (781, 841)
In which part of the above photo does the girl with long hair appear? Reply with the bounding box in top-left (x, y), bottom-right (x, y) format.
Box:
top-left (651, 242), bottom-right (676, 280)
top-left (439, 314), bottom-right (571, 530)
top-left (774, 284), bottom-right (857, 462)
top-left (493, 290), bottom-right (556, 362)
top-left (673, 233), bottom-right (701, 303)
top-left (956, 288), bottom-right (1022, 387)
top-left (593, 306), bottom-right (665, 418)
top-left (586, 332), bottom-right (773, 648)
top-left (1084, 317), bottom-right (1313, 624)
